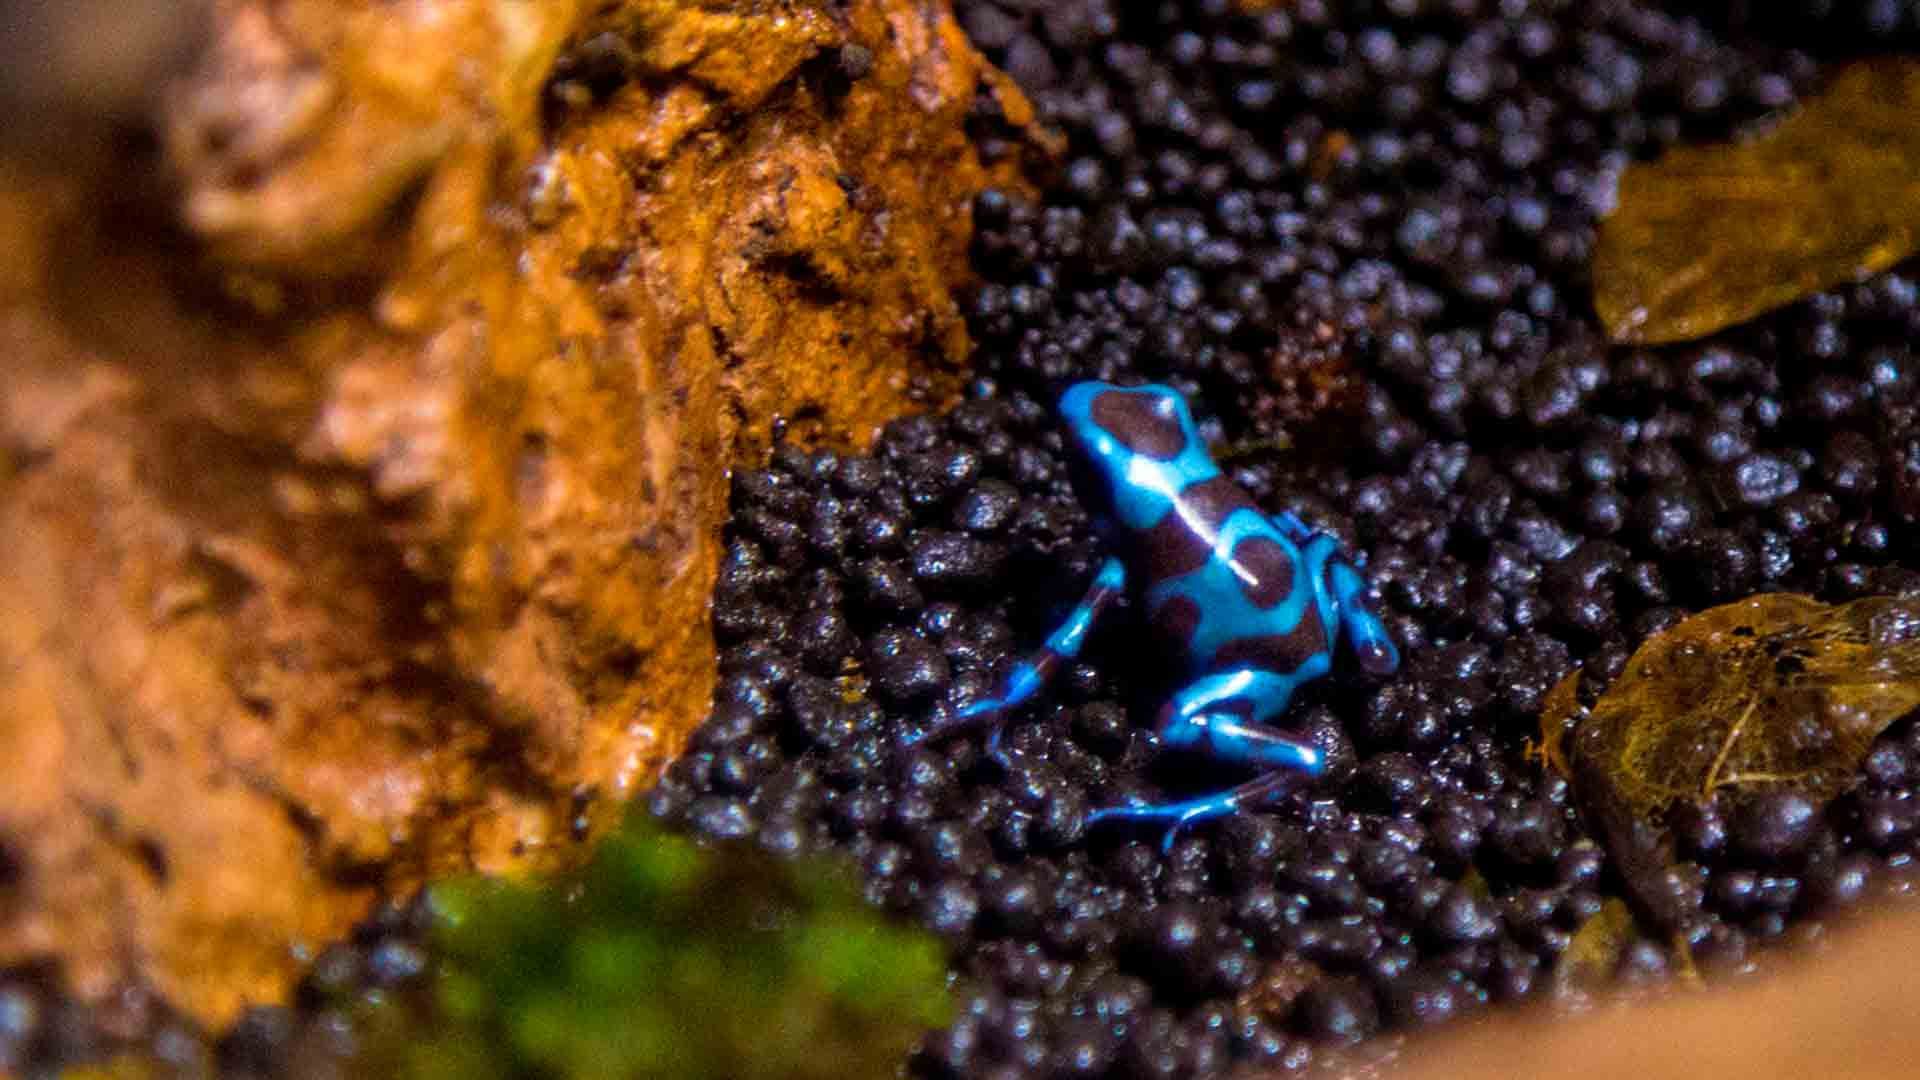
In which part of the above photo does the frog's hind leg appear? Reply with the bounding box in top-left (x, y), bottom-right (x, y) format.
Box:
top-left (1085, 771), bottom-right (1309, 853)
top-left (1085, 667), bottom-right (1327, 851)
top-left (904, 556), bottom-right (1126, 747)
top-left (1150, 669), bottom-right (1326, 769)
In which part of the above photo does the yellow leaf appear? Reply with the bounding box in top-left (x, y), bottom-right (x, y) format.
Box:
top-left (1555, 897), bottom-right (1639, 995)
top-left (1569, 593), bottom-right (1920, 828)
top-left (1535, 667), bottom-right (1584, 778)
top-left (1594, 59), bottom-right (1920, 344)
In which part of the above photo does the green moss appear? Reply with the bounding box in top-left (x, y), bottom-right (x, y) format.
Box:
top-left (348, 816), bottom-right (951, 1080)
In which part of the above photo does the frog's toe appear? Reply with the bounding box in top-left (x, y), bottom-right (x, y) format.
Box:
top-left (1336, 600), bottom-right (1400, 677)
top-left (1160, 805), bottom-right (1221, 854)
top-left (983, 724), bottom-right (1017, 767)
top-left (1084, 791), bottom-right (1239, 851)
top-left (1352, 634), bottom-right (1399, 677)
top-left (1082, 796), bottom-right (1169, 838)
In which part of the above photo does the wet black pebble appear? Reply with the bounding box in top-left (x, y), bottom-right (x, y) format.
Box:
top-left (1732, 792), bottom-right (1821, 865)
top-left (866, 628), bottom-right (952, 706)
top-left (1292, 977), bottom-right (1380, 1046)
top-left (1384, 965), bottom-right (1468, 1029)
top-left (1426, 886), bottom-right (1503, 948)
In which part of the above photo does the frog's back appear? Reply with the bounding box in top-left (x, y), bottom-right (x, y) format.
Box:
top-left (1059, 382), bottom-right (1334, 683)
top-left (1137, 497), bottom-right (1334, 683)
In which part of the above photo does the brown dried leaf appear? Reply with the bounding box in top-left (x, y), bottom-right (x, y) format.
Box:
top-left (1594, 58), bottom-right (1920, 344)
top-left (1570, 593), bottom-right (1920, 827)
top-left (1536, 666), bottom-right (1584, 777)
top-left (1235, 955), bottom-right (1323, 1024)
top-left (1555, 897), bottom-right (1640, 995)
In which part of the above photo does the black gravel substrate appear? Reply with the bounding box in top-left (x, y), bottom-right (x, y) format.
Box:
top-left (651, 1), bottom-right (1920, 1075)
top-left (12, 1), bottom-right (1920, 1077)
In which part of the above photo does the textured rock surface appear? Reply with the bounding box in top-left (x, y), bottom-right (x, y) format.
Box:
top-left (0, 0), bottom-right (1036, 1026)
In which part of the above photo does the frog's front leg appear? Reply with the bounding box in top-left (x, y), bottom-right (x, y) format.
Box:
top-left (1285, 517), bottom-right (1400, 678)
top-left (1267, 509), bottom-right (1319, 545)
top-left (905, 556), bottom-right (1127, 748)
top-left (1084, 665), bottom-right (1328, 851)
top-left (1327, 557), bottom-right (1399, 676)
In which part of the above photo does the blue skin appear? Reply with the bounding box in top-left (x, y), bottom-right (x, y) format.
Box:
top-left (908, 381), bottom-right (1399, 850)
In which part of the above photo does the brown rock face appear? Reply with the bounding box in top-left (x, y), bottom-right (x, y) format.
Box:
top-left (0, 0), bottom-right (1036, 1026)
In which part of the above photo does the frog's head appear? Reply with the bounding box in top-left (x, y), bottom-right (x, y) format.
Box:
top-left (1058, 381), bottom-right (1200, 519)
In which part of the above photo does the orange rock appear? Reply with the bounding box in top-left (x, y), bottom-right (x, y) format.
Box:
top-left (0, 0), bottom-right (1039, 1026)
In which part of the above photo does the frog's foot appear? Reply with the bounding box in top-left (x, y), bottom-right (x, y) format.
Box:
top-left (1267, 509), bottom-right (1319, 544)
top-left (1095, 679), bottom-right (1327, 850)
top-left (904, 556), bottom-right (1126, 748)
top-left (1085, 771), bottom-right (1306, 853)
top-left (1154, 672), bottom-right (1322, 768)
top-left (1327, 558), bottom-right (1399, 677)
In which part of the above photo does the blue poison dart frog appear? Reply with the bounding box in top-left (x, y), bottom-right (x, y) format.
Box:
top-left (908, 381), bottom-right (1399, 849)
